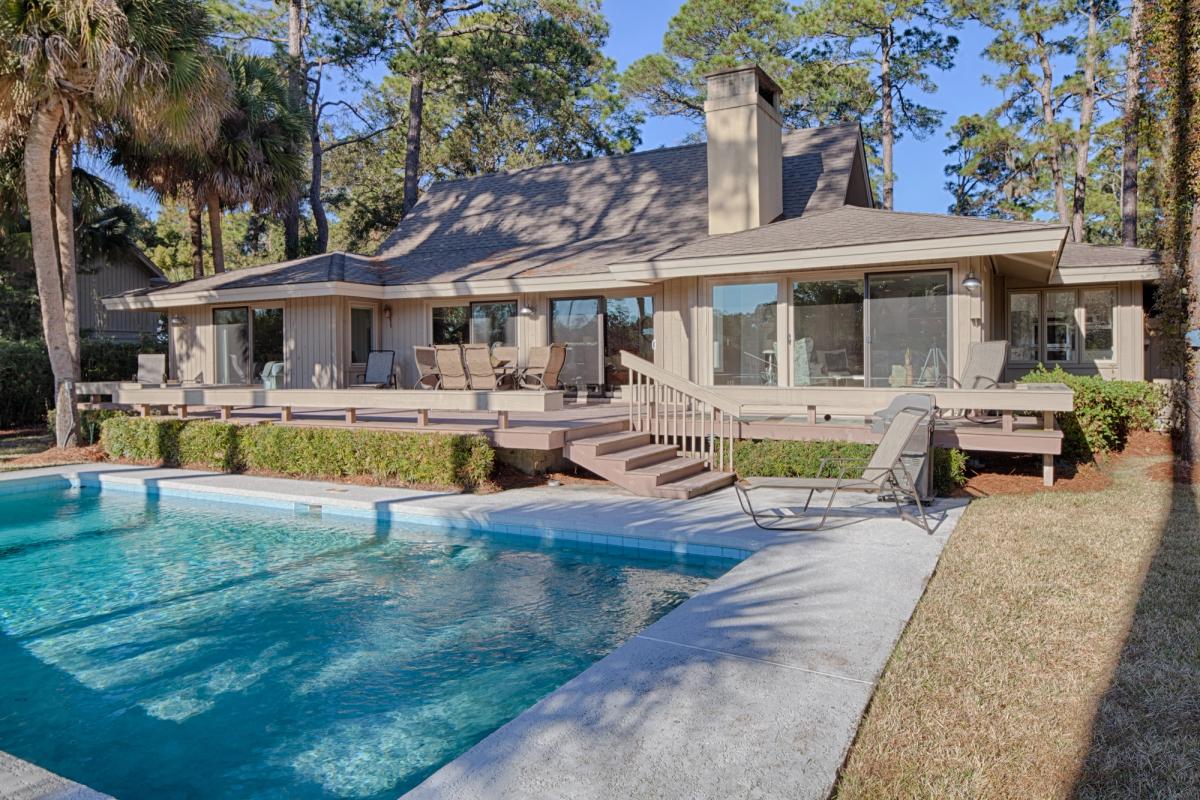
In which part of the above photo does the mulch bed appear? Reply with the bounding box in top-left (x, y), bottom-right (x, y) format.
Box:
top-left (489, 462), bottom-right (608, 491)
top-left (3, 444), bottom-right (105, 467)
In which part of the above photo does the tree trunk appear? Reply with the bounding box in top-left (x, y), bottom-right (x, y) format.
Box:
top-left (53, 138), bottom-right (81, 379)
top-left (310, 77), bottom-right (329, 253)
top-left (189, 197), bottom-right (205, 279)
top-left (23, 103), bottom-right (77, 448)
top-left (879, 27), bottom-right (894, 210)
top-left (206, 187), bottom-right (226, 273)
top-left (1035, 33), bottom-right (1070, 225)
top-left (284, 0), bottom-right (305, 260)
top-left (403, 72), bottom-right (425, 216)
top-left (1071, 0), bottom-right (1099, 243)
top-left (1188, 202), bottom-right (1200, 463)
top-left (1121, 0), bottom-right (1144, 247)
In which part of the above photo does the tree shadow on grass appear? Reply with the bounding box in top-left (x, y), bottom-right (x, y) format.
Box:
top-left (1072, 442), bottom-right (1200, 799)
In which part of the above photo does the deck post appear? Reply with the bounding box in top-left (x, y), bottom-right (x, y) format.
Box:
top-left (807, 405), bottom-right (817, 425)
top-left (1042, 410), bottom-right (1056, 486)
top-left (346, 408), bottom-right (357, 424)
top-left (417, 409), bottom-right (428, 427)
top-left (281, 406), bottom-right (292, 422)
top-left (497, 410), bottom-right (509, 429)
top-left (139, 404), bottom-right (150, 418)
top-left (220, 405), bottom-right (232, 421)
top-left (176, 405), bottom-right (188, 420)
top-left (1002, 410), bottom-right (1014, 433)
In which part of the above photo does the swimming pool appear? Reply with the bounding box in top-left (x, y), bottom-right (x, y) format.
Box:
top-left (0, 485), bottom-right (729, 799)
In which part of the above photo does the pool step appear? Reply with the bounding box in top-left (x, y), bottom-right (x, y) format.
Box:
top-left (563, 434), bottom-right (735, 500)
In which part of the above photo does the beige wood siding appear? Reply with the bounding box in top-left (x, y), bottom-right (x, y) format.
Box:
top-left (380, 298), bottom-right (428, 388)
top-left (284, 296), bottom-right (346, 388)
top-left (1115, 280), bottom-right (1145, 380)
top-left (78, 256), bottom-right (160, 340)
top-left (658, 277), bottom-right (700, 381)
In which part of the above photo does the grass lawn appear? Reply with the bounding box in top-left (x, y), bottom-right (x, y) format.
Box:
top-left (834, 452), bottom-right (1200, 799)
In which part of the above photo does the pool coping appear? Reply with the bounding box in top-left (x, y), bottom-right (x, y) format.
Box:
top-left (0, 465), bottom-right (968, 800)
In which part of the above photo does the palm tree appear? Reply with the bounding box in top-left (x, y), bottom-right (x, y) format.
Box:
top-left (0, 0), bottom-right (228, 446)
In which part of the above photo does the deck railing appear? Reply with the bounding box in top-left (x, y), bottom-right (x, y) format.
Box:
top-left (621, 352), bottom-right (743, 472)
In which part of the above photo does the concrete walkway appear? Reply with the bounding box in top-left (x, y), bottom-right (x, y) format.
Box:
top-left (0, 466), bottom-right (967, 800)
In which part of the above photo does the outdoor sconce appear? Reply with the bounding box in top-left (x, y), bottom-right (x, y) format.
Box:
top-left (961, 271), bottom-right (982, 293)
top-left (383, 305), bottom-right (393, 324)
top-left (518, 306), bottom-right (535, 317)
top-left (169, 315), bottom-right (187, 326)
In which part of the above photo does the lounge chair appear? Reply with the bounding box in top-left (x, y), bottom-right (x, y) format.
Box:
top-left (349, 350), bottom-right (396, 389)
top-left (261, 361), bottom-right (284, 390)
top-left (434, 345), bottom-right (470, 389)
top-left (520, 343), bottom-right (566, 389)
top-left (943, 340), bottom-right (1009, 422)
top-left (735, 397), bottom-right (936, 533)
top-left (491, 345), bottom-right (518, 384)
top-left (413, 346), bottom-right (440, 389)
top-left (463, 343), bottom-right (510, 389)
top-left (135, 354), bottom-right (166, 385)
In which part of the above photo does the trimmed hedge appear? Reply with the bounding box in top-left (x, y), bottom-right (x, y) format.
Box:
top-left (0, 337), bottom-right (164, 428)
top-left (733, 439), bottom-right (967, 496)
top-left (100, 417), bottom-right (495, 489)
top-left (1019, 365), bottom-right (1164, 461)
top-left (47, 408), bottom-right (130, 445)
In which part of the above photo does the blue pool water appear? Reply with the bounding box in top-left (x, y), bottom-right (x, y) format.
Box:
top-left (0, 486), bottom-right (727, 799)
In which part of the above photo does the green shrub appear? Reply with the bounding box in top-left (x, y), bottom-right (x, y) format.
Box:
top-left (0, 337), bottom-right (165, 428)
top-left (733, 438), bottom-right (966, 497)
top-left (1019, 365), bottom-right (1164, 461)
top-left (47, 407), bottom-right (130, 445)
top-left (98, 416), bottom-right (495, 489)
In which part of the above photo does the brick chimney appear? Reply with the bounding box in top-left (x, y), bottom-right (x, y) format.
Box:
top-left (704, 65), bottom-right (784, 236)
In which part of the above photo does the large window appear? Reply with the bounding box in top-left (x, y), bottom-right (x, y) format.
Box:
top-left (792, 279), bottom-right (864, 386)
top-left (604, 295), bottom-right (654, 390)
top-left (469, 301), bottom-right (517, 346)
top-left (432, 305), bottom-right (468, 345)
top-left (1008, 288), bottom-right (1116, 364)
top-left (252, 308), bottom-right (283, 375)
top-left (866, 271), bottom-right (951, 387)
top-left (213, 307), bottom-right (250, 384)
top-left (350, 307), bottom-right (373, 364)
top-left (713, 282), bottom-right (778, 386)
top-left (551, 297), bottom-right (602, 391)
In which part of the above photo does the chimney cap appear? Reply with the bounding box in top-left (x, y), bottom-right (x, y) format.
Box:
top-left (703, 64), bottom-right (783, 98)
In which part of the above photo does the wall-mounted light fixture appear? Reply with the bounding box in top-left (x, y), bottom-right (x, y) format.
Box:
top-left (383, 305), bottom-right (393, 324)
top-left (518, 306), bottom-right (535, 317)
top-left (169, 315), bottom-right (188, 326)
top-left (961, 271), bottom-right (982, 293)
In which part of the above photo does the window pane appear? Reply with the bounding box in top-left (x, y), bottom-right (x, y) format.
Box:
top-left (867, 272), bottom-right (951, 387)
top-left (1008, 292), bottom-right (1040, 362)
top-left (252, 308), bottom-right (283, 379)
top-left (1082, 288), bottom-right (1115, 360)
top-left (604, 296), bottom-right (654, 390)
top-left (712, 282), bottom-right (778, 386)
top-left (432, 306), bottom-right (468, 345)
top-left (1045, 290), bottom-right (1077, 362)
top-left (470, 301), bottom-right (517, 346)
top-left (351, 308), bottom-right (373, 363)
top-left (792, 280), bottom-right (864, 386)
top-left (551, 297), bottom-right (602, 391)
top-left (213, 307), bottom-right (250, 385)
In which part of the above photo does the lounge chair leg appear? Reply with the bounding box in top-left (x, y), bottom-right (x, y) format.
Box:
top-left (803, 489), bottom-right (815, 512)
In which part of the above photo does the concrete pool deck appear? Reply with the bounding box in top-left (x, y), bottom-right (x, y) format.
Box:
top-left (0, 465), bottom-right (968, 800)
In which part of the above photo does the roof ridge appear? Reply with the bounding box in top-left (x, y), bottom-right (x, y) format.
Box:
top-left (842, 205), bottom-right (1064, 229)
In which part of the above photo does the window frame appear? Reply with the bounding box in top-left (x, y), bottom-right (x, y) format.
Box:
top-left (1005, 286), bottom-right (1117, 366)
top-left (349, 304), bottom-right (376, 366)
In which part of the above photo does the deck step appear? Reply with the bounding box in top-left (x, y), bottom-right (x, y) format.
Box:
top-left (653, 470), bottom-right (737, 500)
top-left (593, 443), bottom-right (679, 470)
top-left (626, 456), bottom-right (706, 486)
top-left (568, 430), bottom-right (652, 455)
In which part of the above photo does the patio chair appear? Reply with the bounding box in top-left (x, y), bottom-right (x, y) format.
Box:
top-left (261, 361), bottom-right (285, 390)
top-left (413, 346), bottom-right (440, 389)
top-left (135, 354), bottom-right (166, 385)
top-left (491, 345), bottom-right (519, 384)
top-left (520, 343), bottom-right (566, 390)
top-left (942, 340), bottom-right (1009, 422)
top-left (735, 397), bottom-right (935, 533)
top-left (434, 345), bottom-right (470, 389)
top-left (349, 350), bottom-right (396, 389)
top-left (464, 343), bottom-right (512, 389)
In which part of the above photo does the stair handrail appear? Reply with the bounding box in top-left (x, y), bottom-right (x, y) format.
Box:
top-left (620, 351), bottom-right (742, 472)
top-left (618, 352), bottom-right (744, 418)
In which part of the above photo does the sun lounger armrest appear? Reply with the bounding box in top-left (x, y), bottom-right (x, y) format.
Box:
top-left (816, 456), bottom-right (867, 480)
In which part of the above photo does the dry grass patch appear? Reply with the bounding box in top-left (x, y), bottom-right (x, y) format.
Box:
top-left (834, 456), bottom-right (1200, 799)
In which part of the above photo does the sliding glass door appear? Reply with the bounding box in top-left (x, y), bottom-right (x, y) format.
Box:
top-left (712, 282), bottom-right (778, 386)
top-left (550, 297), bottom-right (603, 392)
top-left (865, 271), bottom-right (951, 387)
top-left (792, 279), bottom-right (864, 386)
top-left (604, 296), bottom-right (654, 390)
top-left (213, 307), bottom-right (250, 385)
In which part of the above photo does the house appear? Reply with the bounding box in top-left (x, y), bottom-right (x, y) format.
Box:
top-left (103, 65), bottom-right (1162, 397)
top-left (79, 247), bottom-right (168, 342)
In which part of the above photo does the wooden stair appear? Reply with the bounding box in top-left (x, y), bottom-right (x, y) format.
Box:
top-left (563, 431), bottom-right (736, 499)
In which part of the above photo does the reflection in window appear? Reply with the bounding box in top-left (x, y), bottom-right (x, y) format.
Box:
top-left (1082, 288), bottom-right (1115, 360)
top-left (1045, 290), bottom-right (1076, 362)
top-left (432, 305), bottom-right (468, 345)
top-left (213, 307), bottom-right (249, 384)
top-left (604, 296), bottom-right (654, 390)
top-left (792, 280), bottom-right (863, 386)
top-left (1008, 292), bottom-right (1040, 362)
top-left (469, 301), bottom-right (517, 346)
top-left (252, 308), bottom-right (283, 378)
top-left (712, 282), bottom-right (777, 386)
top-left (867, 271), bottom-right (950, 387)
top-left (351, 307), bottom-right (373, 364)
